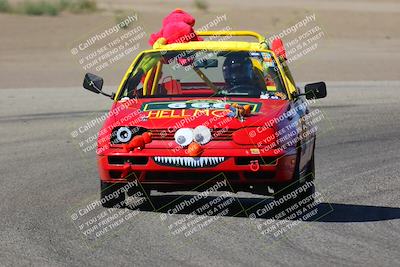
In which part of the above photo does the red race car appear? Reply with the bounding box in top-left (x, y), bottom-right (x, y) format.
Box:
top-left (82, 31), bottom-right (327, 208)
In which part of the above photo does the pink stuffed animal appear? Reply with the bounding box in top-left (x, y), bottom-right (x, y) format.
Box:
top-left (149, 9), bottom-right (203, 46)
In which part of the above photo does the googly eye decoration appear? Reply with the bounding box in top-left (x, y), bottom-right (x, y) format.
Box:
top-left (174, 128), bottom-right (194, 147)
top-left (193, 125), bottom-right (212, 145)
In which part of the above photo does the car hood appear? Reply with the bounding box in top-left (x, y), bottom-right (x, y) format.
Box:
top-left (110, 97), bottom-right (290, 130)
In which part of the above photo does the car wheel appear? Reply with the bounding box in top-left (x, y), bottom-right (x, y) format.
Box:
top-left (100, 181), bottom-right (125, 208)
top-left (274, 152), bottom-right (315, 208)
top-left (125, 186), bottom-right (151, 210)
top-left (127, 186), bottom-right (150, 198)
top-left (302, 153), bottom-right (315, 183)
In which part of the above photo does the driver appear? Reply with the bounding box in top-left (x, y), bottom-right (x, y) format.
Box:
top-left (222, 55), bottom-right (262, 94)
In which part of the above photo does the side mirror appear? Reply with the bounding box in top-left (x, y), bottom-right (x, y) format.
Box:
top-left (82, 73), bottom-right (114, 98)
top-left (304, 82), bottom-right (327, 99)
top-left (83, 73), bottom-right (103, 94)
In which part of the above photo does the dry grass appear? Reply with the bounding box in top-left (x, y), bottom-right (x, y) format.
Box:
top-left (1, 0), bottom-right (97, 16)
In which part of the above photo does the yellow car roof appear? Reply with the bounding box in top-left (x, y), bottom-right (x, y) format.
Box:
top-left (147, 31), bottom-right (270, 52)
top-left (150, 41), bottom-right (268, 52)
top-left (116, 31), bottom-right (297, 101)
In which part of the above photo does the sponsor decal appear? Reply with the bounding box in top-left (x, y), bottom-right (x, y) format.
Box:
top-left (250, 148), bottom-right (260, 155)
top-left (139, 100), bottom-right (261, 119)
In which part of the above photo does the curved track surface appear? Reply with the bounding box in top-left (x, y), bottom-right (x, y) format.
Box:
top-left (0, 81), bottom-right (399, 266)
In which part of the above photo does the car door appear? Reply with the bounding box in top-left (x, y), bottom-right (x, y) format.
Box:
top-left (293, 93), bottom-right (314, 173)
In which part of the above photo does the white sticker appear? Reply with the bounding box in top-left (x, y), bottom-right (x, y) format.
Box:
top-left (212, 102), bottom-right (226, 109)
top-left (191, 102), bottom-right (210, 109)
top-left (250, 52), bottom-right (261, 57)
top-left (168, 102), bottom-right (187, 109)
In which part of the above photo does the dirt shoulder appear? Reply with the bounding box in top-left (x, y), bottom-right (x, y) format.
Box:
top-left (0, 0), bottom-right (399, 88)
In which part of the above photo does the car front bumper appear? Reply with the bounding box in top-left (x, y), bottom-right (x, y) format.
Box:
top-left (97, 147), bottom-right (297, 188)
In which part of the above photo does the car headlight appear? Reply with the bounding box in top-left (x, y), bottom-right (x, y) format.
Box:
top-left (116, 127), bottom-right (133, 143)
top-left (232, 127), bottom-right (276, 146)
top-left (111, 126), bottom-right (144, 144)
top-left (174, 128), bottom-right (194, 147)
top-left (193, 125), bottom-right (212, 145)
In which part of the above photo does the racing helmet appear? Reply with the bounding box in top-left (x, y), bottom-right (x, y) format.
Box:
top-left (222, 54), bottom-right (254, 87)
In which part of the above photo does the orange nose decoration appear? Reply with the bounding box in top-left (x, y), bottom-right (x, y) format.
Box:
top-left (243, 105), bottom-right (251, 115)
top-left (188, 142), bottom-right (203, 157)
top-left (142, 132), bottom-right (152, 144)
top-left (123, 132), bottom-right (152, 152)
top-left (130, 135), bottom-right (145, 150)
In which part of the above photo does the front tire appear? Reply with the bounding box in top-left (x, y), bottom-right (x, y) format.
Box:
top-left (100, 181), bottom-right (126, 208)
top-left (274, 153), bottom-right (315, 207)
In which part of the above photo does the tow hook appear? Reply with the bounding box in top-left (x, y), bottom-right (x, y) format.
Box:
top-left (120, 163), bottom-right (131, 178)
top-left (250, 160), bottom-right (260, 172)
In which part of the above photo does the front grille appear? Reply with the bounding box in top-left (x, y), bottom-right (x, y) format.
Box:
top-left (108, 156), bottom-right (148, 165)
top-left (109, 170), bottom-right (141, 179)
top-left (109, 171), bottom-right (122, 179)
top-left (150, 128), bottom-right (235, 141)
top-left (146, 172), bottom-right (239, 181)
top-left (154, 156), bottom-right (226, 168)
top-left (235, 157), bottom-right (278, 166)
top-left (242, 171), bottom-right (275, 180)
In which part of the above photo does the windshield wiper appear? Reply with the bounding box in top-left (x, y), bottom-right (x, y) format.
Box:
top-left (192, 67), bottom-right (219, 92)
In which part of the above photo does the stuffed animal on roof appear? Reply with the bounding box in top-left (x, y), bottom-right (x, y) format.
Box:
top-left (271, 38), bottom-right (286, 60)
top-left (149, 9), bottom-right (203, 46)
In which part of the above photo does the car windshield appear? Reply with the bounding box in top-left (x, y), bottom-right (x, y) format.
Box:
top-left (119, 50), bottom-right (287, 99)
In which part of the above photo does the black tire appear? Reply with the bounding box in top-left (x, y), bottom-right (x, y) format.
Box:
top-left (125, 185), bottom-right (151, 210)
top-left (100, 181), bottom-right (125, 208)
top-left (127, 186), bottom-right (150, 198)
top-left (274, 152), bottom-right (315, 208)
top-left (302, 153), bottom-right (315, 183)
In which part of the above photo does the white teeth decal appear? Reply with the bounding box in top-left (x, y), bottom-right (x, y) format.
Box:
top-left (154, 157), bottom-right (225, 167)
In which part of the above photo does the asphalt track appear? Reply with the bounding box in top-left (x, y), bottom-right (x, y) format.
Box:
top-left (0, 81), bottom-right (399, 266)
